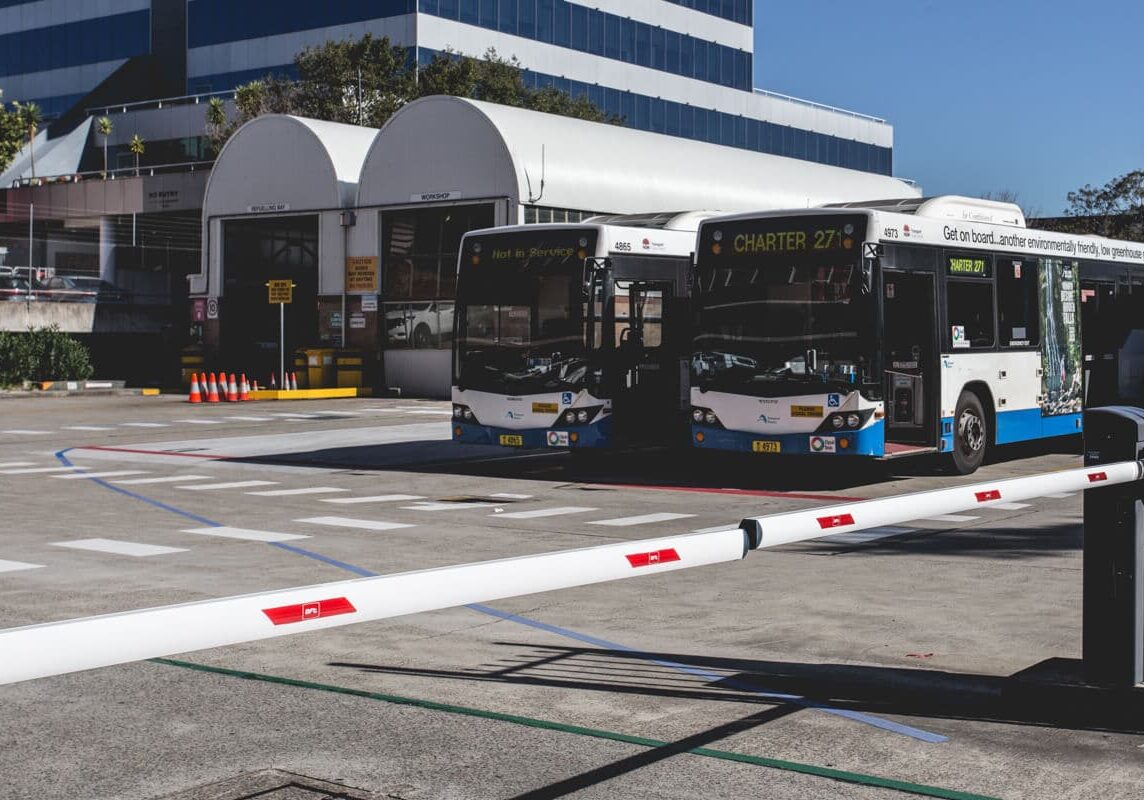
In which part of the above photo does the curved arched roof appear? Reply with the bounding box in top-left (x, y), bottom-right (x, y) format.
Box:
top-left (358, 96), bottom-right (919, 212)
top-left (203, 115), bottom-right (379, 218)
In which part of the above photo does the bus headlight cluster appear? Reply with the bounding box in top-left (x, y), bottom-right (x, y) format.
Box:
top-left (555, 406), bottom-right (603, 427)
top-left (453, 404), bottom-right (477, 423)
top-left (691, 407), bottom-right (723, 428)
top-left (819, 410), bottom-right (872, 432)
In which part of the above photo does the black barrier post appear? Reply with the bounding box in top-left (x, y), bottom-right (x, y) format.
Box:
top-left (1083, 406), bottom-right (1144, 686)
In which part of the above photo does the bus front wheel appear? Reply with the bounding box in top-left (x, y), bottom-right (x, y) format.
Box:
top-left (949, 391), bottom-right (987, 475)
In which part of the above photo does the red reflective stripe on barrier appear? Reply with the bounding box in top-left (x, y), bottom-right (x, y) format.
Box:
top-left (817, 513), bottom-right (855, 530)
top-left (975, 490), bottom-right (1002, 502)
top-left (1089, 472), bottom-right (1108, 482)
top-left (625, 548), bottom-right (681, 568)
top-left (262, 597), bottom-right (356, 626)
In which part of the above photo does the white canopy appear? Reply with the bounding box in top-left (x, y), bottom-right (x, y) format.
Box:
top-left (357, 96), bottom-right (920, 213)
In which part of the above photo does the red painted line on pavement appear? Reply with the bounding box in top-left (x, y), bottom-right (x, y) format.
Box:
top-left (606, 484), bottom-right (866, 503)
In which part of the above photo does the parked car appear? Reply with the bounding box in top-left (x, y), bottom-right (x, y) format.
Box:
top-left (386, 302), bottom-right (454, 348)
top-left (0, 276), bottom-right (34, 301)
top-left (40, 276), bottom-right (128, 303)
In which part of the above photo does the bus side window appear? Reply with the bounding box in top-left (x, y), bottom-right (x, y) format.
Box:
top-left (947, 280), bottom-right (996, 349)
top-left (997, 258), bottom-right (1040, 347)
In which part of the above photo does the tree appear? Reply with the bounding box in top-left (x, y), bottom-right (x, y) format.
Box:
top-left (292, 33), bottom-right (415, 128)
top-left (205, 97), bottom-right (228, 156)
top-left (13, 101), bottom-right (42, 179)
top-left (1057, 170), bottom-right (1144, 241)
top-left (0, 90), bottom-right (25, 174)
top-left (129, 133), bottom-right (145, 176)
top-left (96, 116), bottom-right (113, 178)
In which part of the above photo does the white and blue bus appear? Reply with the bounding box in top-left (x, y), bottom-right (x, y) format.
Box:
top-left (689, 197), bottom-right (1144, 473)
top-left (452, 214), bottom-right (707, 451)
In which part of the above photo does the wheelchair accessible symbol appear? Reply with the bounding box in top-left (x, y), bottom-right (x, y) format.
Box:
top-left (827, 394), bottom-right (841, 408)
top-left (561, 392), bottom-right (574, 405)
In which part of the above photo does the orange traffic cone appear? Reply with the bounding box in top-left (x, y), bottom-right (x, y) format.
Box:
top-left (239, 374), bottom-right (250, 402)
top-left (269, 371), bottom-right (277, 389)
top-left (290, 372), bottom-right (299, 391)
top-left (226, 373), bottom-right (238, 402)
top-left (207, 372), bottom-right (220, 403)
top-left (188, 373), bottom-right (202, 404)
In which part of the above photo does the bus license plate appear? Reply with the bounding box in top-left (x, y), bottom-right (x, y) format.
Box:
top-left (752, 440), bottom-right (781, 453)
top-left (499, 434), bottom-right (524, 447)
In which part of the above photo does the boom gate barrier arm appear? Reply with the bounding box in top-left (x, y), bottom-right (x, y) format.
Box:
top-left (1, 461), bottom-right (1141, 687)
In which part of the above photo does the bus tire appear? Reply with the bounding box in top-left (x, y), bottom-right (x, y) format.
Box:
top-left (412, 323), bottom-right (433, 348)
top-left (950, 391), bottom-right (987, 475)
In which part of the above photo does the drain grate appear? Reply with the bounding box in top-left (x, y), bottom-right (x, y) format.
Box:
top-left (154, 770), bottom-right (378, 800)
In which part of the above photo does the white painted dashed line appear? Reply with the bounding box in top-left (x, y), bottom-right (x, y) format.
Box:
top-left (690, 524), bottom-right (739, 534)
top-left (0, 466), bottom-right (82, 475)
top-left (271, 413), bottom-right (319, 419)
top-left (177, 419), bottom-right (225, 425)
top-left (588, 512), bottom-right (695, 527)
top-left (401, 502), bottom-right (499, 511)
top-left (406, 410), bottom-right (453, 416)
top-left (923, 514), bottom-right (980, 523)
top-left (112, 475), bottom-right (213, 485)
top-left (987, 502), bottom-right (1032, 511)
top-left (178, 480), bottom-right (278, 491)
top-left (492, 506), bottom-right (597, 519)
top-left (225, 416), bottom-right (274, 422)
top-left (490, 493), bottom-right (534, 499)
top-left (821, 526), bottom-right (915, 546)
top-left (321, 494), bottom-right (425, 504)
top-left (119, 422), bottom-right (169, 428)
top-left (1043, 492), bottom-right (1075, 499)
top-left (62, 426), bottom-right (114, 431)
top-left (0, 559), bottom-right (45, 573)
top-left (53, 470), bottom-right (149, 480)
top-left (182, 526), bottom-right (308, 542)
top-left (246, 487), bottom-right (349, 497)
top-left (52, 538), bottom-right (188, 557)
top-left (296, 516), bottom-right (415, 532)
top-left (0, 461), bottom-right (35, 468)
top-left (3, 430), bottom-right (50, 435)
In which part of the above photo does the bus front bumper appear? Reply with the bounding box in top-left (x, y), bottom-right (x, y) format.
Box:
top-left (453, 417), bottom-right (614, 449)
top-left (691, 422), bottom-right (886, 456)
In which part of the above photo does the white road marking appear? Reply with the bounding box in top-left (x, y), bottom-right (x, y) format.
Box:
top-left (53, 470), bottom-right (149, 480)
top-left (987, 502), bottom-right (1031, 511)
top-left (225, 416), bottom-right (274, 422)
top-left (0, 559), bottom-right (44, 573)
top-left (493, 506), bottom-right (597, 519)
top-left (0, 466), bottom-right (82, 475)
top-left (62, 426), bottom-right (113, 431)
top-left (0, 461), bottom-right (35, 468)
top-left (588, 512), bottom-right (695, 527)
top-left (177, 419), bottom-right (225, 425)
top-left (490, 492), bottom-right (534, 499)
top-left (296, 517), bottom-right (415, 531)
top-left (321, 494), bottom-right (425, 504)
top-left (246, 487), bottom-right (349, 497)
top-left (924, 514), bottom-right (980, 523)
top-left (821, 526), bottom-right (915, 546)
top-left (178, 480), bottom-right (278, 491)
top-left (407, 410), bottom-right (453, 416)
top-left (401, 502), bottom-right (499, 511)
top-left (271, 413), bottom-right (318, 419)
top-left (112, 475), bottom-right (213, 485)
top-left (119, 422), bottom-right (169, 428)
top-left (3, 430), bottom-right (49, 435)
top-left (52, 538), bottom-right (188, 557)
top-left (1043, 492), bottom-right (1075, 499)
top-left (691, 524), bottom-right (739, 534)
top-left (182, 526), bottom-right (308, 542)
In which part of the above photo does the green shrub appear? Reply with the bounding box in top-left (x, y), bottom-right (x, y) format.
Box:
top-left (0, 326), bottom-right (94, 385)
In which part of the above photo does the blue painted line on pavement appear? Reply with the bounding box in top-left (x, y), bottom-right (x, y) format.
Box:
top-left (54, 446), bottom-right (947, 743)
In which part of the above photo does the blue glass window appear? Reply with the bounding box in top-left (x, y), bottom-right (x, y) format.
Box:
top-left (588, 9), bottom-right (605, 56)
top-left (569, 4), bottom-right (587, 50)
top-left (536, 0), bottom-right (553, 41)
top-left (459, 0), bottom-right (478, 23)
top-left (498, 0), bottom-right (517, 34)
top-left (518, 0), bottom-right (535, 37)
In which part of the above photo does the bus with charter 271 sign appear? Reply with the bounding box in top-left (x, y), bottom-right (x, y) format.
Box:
top-left (452, 214), bottom-right (708, 452)
top-left (689, 196), bottom-right (1144, 473)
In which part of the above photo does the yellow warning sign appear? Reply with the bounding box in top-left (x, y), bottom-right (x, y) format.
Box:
top-left (267, 280), bottom-right (294, 304)
top-left (345, 256), bottom-right (379, 294)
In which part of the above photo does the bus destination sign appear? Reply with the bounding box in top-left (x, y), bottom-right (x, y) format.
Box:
top-left (946, 253), bottom-right (992, 277)
top-left (705, 215), bottom-right (867, 260)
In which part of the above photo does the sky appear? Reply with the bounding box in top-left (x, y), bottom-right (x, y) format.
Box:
top-left (756, 1), bottom-right (1144, 216)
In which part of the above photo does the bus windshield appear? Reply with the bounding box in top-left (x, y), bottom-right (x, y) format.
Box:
top-left (454, 229), bottom-right (598, 394)
top-left (692, 214), bottom-right (875, 396)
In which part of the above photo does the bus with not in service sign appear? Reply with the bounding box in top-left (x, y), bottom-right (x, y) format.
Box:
top-left (689, 196), bottom-right (1144, 473)
top-left (451, 215), bottom-right (705, 452)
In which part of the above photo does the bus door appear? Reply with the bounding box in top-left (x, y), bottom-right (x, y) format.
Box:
top-left (882, 270), bottom-right (938, 445)
top-left (611, 280), bottom-right (679, 444)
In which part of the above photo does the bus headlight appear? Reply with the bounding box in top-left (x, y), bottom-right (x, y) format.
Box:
top-left (452, 405), bottom-right (463, 418)
top-left (564, 410), bottom-right (577, 424)
top-left (705, 411), bottom-right (718, 425)
top-left (576, 410), bottom-right (589, 423)
top-left (846, 413), bottom-right (861, 429)
top-left (463, 407), bottom-right (474, 420)
top-left (831, 415), bottom-right (845, 429)
top-left (691, 408), bottom-right (705, 422)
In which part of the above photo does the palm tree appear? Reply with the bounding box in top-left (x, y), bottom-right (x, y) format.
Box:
top-left (14, 101), bottom-right (42, 180)
top-left (129, 134), bottom-right (145, 176)
top-left (96, 116), bottom-right (113, 178)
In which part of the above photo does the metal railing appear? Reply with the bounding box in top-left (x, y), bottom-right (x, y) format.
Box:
top-left (8, 159), bottom-right (215, 189)
top-left (751, 88), bottom-right (887, 125)
top-left (85, 89), bottom-right (237, 118)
